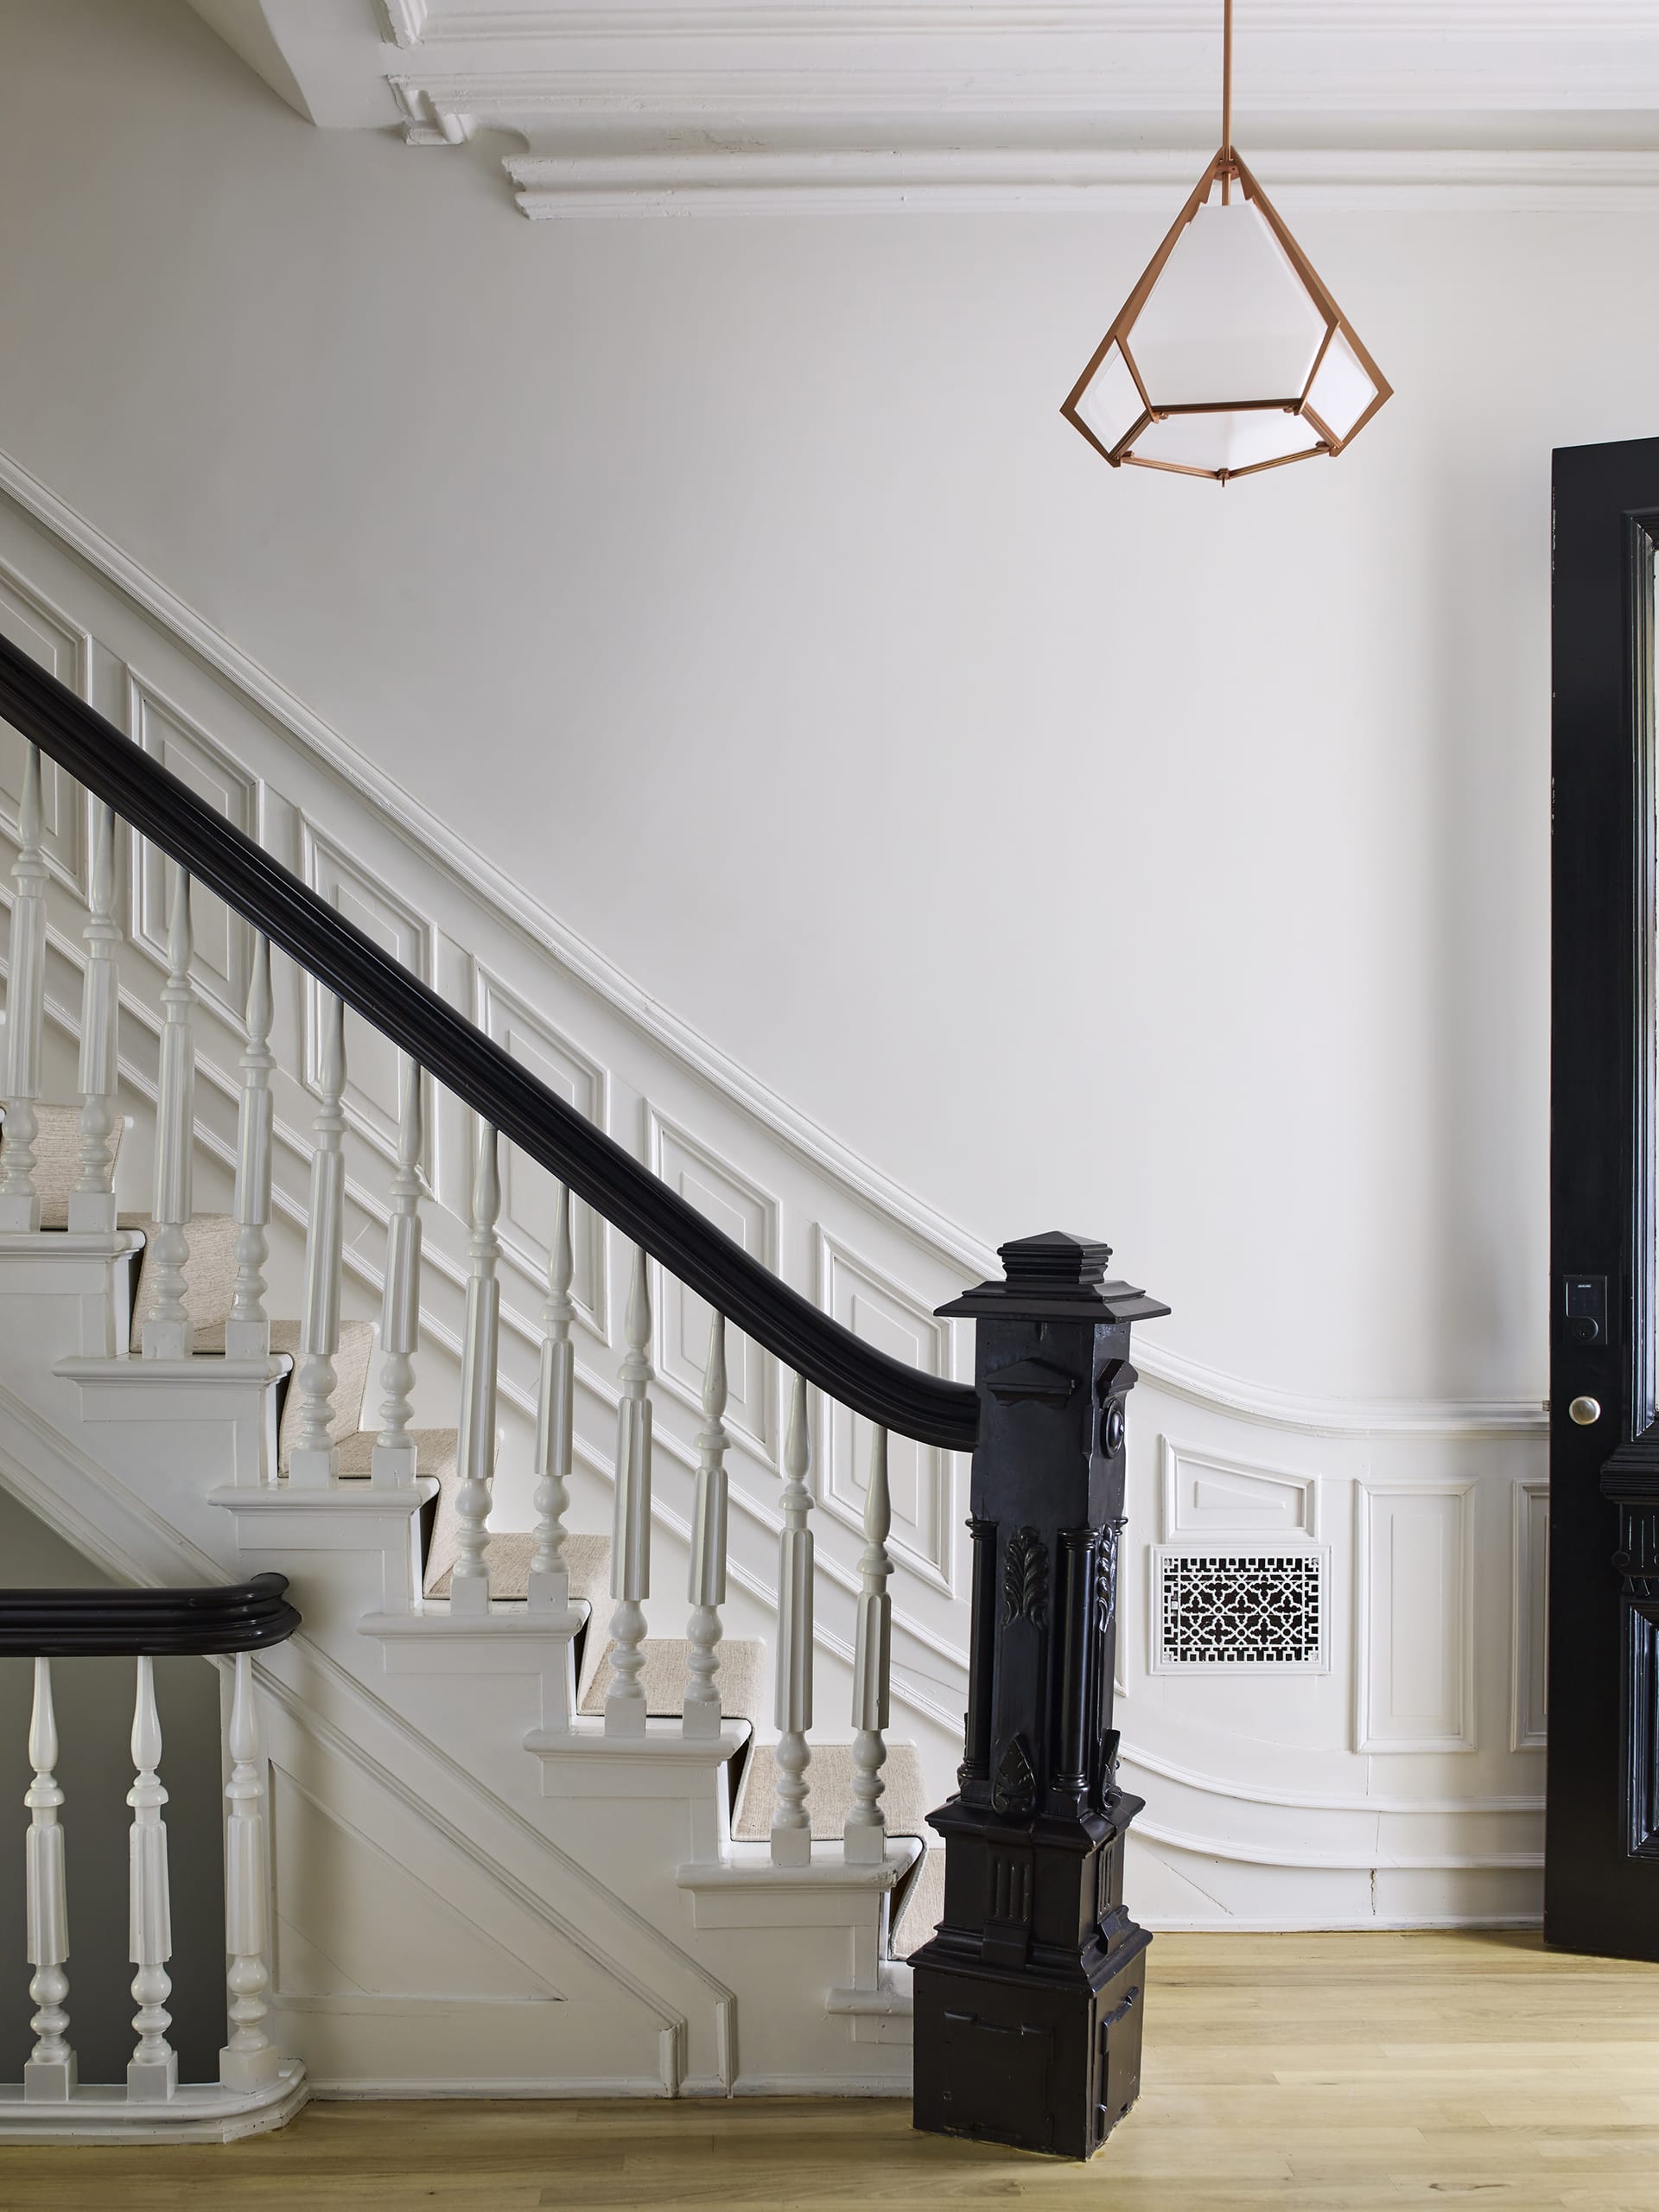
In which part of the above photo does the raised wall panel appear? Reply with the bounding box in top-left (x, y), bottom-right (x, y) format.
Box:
top-left (130, 671), bottom-right (257, 1020)
top-left (476, 967), bottom-right (607, 1337)
top-left (1511, 1478), bottom-right (1549, 1752)
top-left (1354, 1480), bottom-right (1476, 1754)
top-left (1160, 1438), bottom-right (1319, 1541)
top-left (815, 1229), bottom-right (953, 1592)
top-left (302, 822), bottom-right (432, 1153)
top-left (0, 567), bottom-right (89, 893)
top-left (646, 1108), bottom-right (778, 1454)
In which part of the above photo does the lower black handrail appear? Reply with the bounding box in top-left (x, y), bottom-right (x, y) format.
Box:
top-left (0, 1572), bottom-right (302, 1656)
top-left (0, 631), bottom-right (979, 1453)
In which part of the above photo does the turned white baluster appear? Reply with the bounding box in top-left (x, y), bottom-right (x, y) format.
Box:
top-left (528, 1182), bottom-right (575, 1609)
top-left (23, 1657), bottom-right (74, 2100)
top-left (288, 992), bottom-right (346, 1484)
top-left (0, 741), bottom-right (47, 1232)
top-left (683, 1311), bottom-right (729, 1739)
top-left (450, 1120), bottom-right (501, 1613)
top-left (772, 1371), bottom-right (815, 1865)
top-left (225, 936), bottom-right (274, 1357)
top-left (845, 1425), bottom-right (893, 1864)
top-left (126, 1656), bottom-right (175, 2101)
top-left (71, 798), bottom-right (122, 1235)
top-left (219, 1652), bottom-right (279, 2092)
top-left (605, 1245), bottom-right (654, 1736)
top-left (143, 863), bottom-right (195, 1357)
top-left (373, 1054), bottom-right (423, 1485)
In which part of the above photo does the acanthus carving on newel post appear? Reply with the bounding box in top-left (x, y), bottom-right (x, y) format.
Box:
top-left (911, 1230), bottom-right (1167, 2164)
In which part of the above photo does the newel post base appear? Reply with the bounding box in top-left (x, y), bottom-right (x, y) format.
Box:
top-left (910, 1230), bottom-right (1167, 2163)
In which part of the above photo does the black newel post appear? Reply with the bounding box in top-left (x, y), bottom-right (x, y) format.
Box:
top-left (911, 1230), bottom-right (1168, 2162)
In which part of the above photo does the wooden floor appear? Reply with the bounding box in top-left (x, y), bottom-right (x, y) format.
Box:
top-left (4, 1932), bottom-right (1659, 2212)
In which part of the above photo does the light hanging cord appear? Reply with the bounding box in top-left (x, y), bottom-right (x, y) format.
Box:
top-left (1221, 0), bottom-right (1233, 206)
top-left (1058, 0), bottom-right (1391, 485)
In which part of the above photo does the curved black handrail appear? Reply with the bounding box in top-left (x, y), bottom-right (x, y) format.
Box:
top-left (0, 1572), bottom-right (301, 1656)
top-left (0, 633), bottom-right (980, 1451)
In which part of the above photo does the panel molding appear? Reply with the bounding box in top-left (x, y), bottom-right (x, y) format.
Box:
top-left (1353, 1478), bottom-right (1477, 1754)
top-left (0, 560), bottom-right (92, 899)
top-left (1510, 1477), bottom-right (1549, 1753)
top-left (645, 1103), bottom-right (779, 1457)
top-left (812, 1227), bottom-right (956, 1595)
top-left (128, 665), bottom-right (259, 1026)
top-left (1159, 1436), bottom-right (1320, 1542)
top-left (474, 962), bottom-right (609, 1341)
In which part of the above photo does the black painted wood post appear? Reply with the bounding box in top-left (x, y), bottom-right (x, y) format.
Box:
top-left (911, 1230), bottom-right (1168, 2161)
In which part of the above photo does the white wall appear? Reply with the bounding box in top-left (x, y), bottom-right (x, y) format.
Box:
top-left (0, 0), bottom-right (1642, 1407)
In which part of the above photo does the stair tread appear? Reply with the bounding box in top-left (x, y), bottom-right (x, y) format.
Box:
top-left (425, 1527), bottom-right (610, 1605)
top-left (0, 1101), bottom-right (127, 1228)
top-left (578, 1636), bottom-right (767, 1722)
top-left (335, 1426), bottom-right (458, 1478)
top-left (731, 1739), bottom-right (934, 1843)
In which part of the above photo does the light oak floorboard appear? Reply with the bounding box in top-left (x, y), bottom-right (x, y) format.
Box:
top-left (3, 1934), bottom-right (1659, 2212)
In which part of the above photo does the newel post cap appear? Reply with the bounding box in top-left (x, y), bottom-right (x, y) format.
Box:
top-left (936, 1229), bottom-right (1170, 1325)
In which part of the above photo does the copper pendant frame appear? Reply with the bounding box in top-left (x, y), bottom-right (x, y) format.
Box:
top-left (1061, 4), bottom-right (1391, 484)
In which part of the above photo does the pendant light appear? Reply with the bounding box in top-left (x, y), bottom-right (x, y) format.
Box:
top-left (1061, 0), bottom-right (1390, 484)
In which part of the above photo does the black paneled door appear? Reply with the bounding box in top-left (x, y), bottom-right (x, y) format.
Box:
top-left (1549, 436), bottom-right (1659, 1957)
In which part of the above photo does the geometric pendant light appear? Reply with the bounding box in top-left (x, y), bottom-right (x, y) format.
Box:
top-left (1061, 0), bottom-right (1390, 483)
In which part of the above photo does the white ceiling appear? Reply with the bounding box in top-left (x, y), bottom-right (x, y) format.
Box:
top-left (185, 0), bottom-right (1659, 215)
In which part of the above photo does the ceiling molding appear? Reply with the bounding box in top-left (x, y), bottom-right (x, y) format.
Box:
top-left (500, 145), bottom-right (1659, 218)
top-left (188, 0), bottom-right (1659, 215)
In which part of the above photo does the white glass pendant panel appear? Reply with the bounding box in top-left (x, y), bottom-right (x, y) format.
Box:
top-left (1073, 340), bottom-right (1144, 457)
top-left (1130, 407), bottom-right (1324, 475)
top-left (1130, 200), bottom-right (1326, 410)
top-left (1304, 326), bottom-right (1378, 443)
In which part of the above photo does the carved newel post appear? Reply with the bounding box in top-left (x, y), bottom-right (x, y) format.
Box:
top-left (911, 1230), bottom-right (1167, 2162)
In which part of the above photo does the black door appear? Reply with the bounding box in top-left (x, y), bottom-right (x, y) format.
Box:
top-left (1549, 435), bottom-right (1659, 1957)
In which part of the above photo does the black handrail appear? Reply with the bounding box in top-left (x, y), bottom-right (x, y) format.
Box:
top-left (0, 632), bottom-right (980, 1451)
top-left (0, 1572), bottom-right (301, 1656)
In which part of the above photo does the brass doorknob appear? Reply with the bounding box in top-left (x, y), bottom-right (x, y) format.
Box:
top-left (1569, 1395), bottom-right (1602, 1427)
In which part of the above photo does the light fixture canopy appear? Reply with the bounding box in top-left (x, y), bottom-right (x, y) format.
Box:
top-left (1061, 4), bottom-right (1390, 484)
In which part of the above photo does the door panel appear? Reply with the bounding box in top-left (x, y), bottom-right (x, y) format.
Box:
top-left (1548, 436), bottom-right (1659, 1956)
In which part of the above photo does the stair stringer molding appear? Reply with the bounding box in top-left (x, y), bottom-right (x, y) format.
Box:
top-left (0, 1370), bottom-right (739, 2093)
top-left (0, 448), bottom-right (1551, 1927)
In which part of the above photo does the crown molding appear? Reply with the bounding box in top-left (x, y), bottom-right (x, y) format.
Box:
top-left (499, 144), bottom-right (1659, 217)
top-left (403, 3), bottom-right (1659, 43)
top-left (188, 0), bottom-right (1659, 207)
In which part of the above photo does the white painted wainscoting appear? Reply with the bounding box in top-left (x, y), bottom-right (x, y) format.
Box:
top-left (0, 448), bottom-right (1548, 1932)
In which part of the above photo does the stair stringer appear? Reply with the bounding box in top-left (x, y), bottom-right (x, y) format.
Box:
top-left (0, 1363), bottom-right (747, 2096)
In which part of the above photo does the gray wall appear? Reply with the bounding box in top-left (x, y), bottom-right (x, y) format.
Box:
top-left (0, 1486), bottom-right (226, 2084)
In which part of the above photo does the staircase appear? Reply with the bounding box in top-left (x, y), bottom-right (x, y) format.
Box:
top-left (0, 641), bottom-right (987, 2127)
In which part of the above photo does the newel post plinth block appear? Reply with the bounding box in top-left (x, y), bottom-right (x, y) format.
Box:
top-left (911, 1230), bottom-right (1168, 2162)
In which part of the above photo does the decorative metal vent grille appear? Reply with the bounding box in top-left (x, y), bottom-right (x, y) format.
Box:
top-left (1156, 1550), bottom-right (1324, 1669)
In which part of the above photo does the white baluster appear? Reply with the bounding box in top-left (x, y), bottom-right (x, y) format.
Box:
top-left (845, 1426), bottom-right (893, 1864)
top-left (449, 1120), bottom-right (501, 1614)
top-left (772, 1371), bottom-right (814, 1866)
top-left (219, 1652), bottom-right (279, 2092)
top-left (0, 742), bottom-right (48, 1232)
top-left (23, 1657), bottom-right (74, 2100)
top-left (605, 1245), bottom-right (653, 1736)
top-left (528, 1182), bottom-right (574, 1608)
top-left (373, 1055), bottom-right (423, 1485)
top-left (225, 936), bottom-right (274, 1357)
top-left (142, 864), bottom-right (194, 1357)
top-left (683, 1311), bottom-right (728, 1739)
top-left (70, 799), bottom-right (122, 1235)
top-left (288, 992), bottom-right (346, 1484)
top-left (126, 1656), bottom-right (175, 2101)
